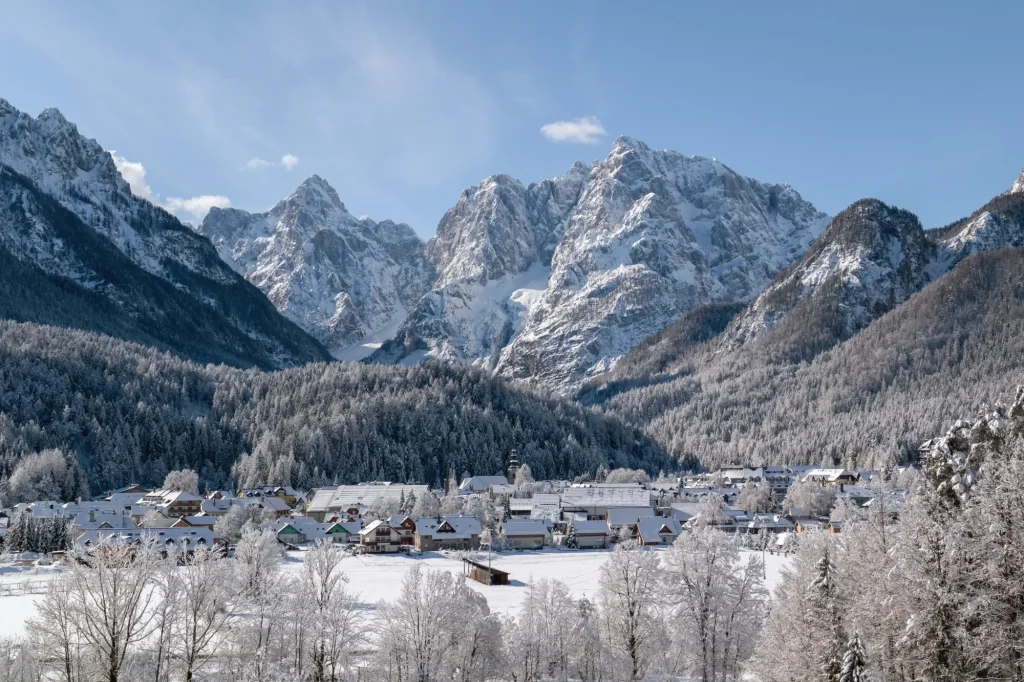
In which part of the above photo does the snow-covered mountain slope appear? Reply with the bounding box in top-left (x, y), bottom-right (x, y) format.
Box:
top-left (198, 176), bottom-right (434, 358)
top-left (0, 99), bottom-right (329, 368)
top-left (719, 199), bottom-right (935, 361)
top-left (932, 173), bottom-right (1024, 267)
top-left (491, 137), bottom-right (829, 389)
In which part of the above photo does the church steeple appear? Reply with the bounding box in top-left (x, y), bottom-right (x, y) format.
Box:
top-left (507, 448), bottom-right (520, 483)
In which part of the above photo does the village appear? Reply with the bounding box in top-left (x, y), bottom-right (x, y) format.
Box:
top-left (0, 451), bottom-right (912, 575)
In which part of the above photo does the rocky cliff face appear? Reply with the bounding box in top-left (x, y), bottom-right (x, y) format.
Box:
top-left (0, 99), bottom-right (329, 368)
top-left (199, 176), bottom-right (434, 358)
top-left (491, 137), bottom-right (828, 388)
top-left (368, 137), bottom-right (828, 390)
top-left (367, 162), bottom-right (593, 368)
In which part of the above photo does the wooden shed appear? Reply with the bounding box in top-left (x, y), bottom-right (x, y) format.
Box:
top-left (463, 558), bottom-right (509, 586)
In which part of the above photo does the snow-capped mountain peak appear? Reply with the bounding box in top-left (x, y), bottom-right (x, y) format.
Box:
top-left (287, 174), bottom-right (347, 213)
top-left (367, 137), bottom-right (827, 390)
top-left (199, 175), bottom-right (434, 358)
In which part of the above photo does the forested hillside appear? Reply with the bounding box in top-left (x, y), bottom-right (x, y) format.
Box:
top-left (600, 247), bottom-right (1024, 470)
top-left (0, 321), bottom-right (670, 494)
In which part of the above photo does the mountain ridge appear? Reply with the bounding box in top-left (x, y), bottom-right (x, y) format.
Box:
top-left (0, 99), bottom-right (330, 368)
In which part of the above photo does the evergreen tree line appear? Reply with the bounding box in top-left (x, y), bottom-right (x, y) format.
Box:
top-left (4, 514), bottom-right (71, 554)
top-left (0, 320), bottom-right (671, 497)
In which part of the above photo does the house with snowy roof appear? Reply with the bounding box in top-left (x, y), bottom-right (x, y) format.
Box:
top-left (275, 518), bottom-right (359, 545)
top-left (77, 526), bottom-right (222, 554)
top-left (138, 489), bottom-right (203, 517)
top-left (72, 511), bottom-right (136, 535)
top-left (746, 514), bottom-right (795, 534)
top-left (388, 515), bottom-right (419, 546)
top-left (358, 519), bottom-right (402, 553)
top-left (307, 484), bottom-right (430, 521)
top-left (501, 519), bottom-right (549, 549)
top-left (414, 516), bottom-right (482, 551)
top-left (561, 486), bottom-right (652, 518)
top-left (802, 469), bottom-right (859, 486)
top-left (606, 507), bottom-right (657, 535)
top-left (458, 476), bottom-right (510, 493)
top-left (568, 519), bottom-right (609, 549)
top-left (634, 517), bottom-right (682, 546)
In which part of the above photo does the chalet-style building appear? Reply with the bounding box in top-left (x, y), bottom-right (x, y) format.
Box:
top-left (358, 520), bottom-right (402, 553)
top-left (276, 519), bottom-right (359, 545)
top-left (634, 517), bottom-right (682, 546)
top-left (414, 516), bottom-right (481, 551)
top-left (389, 515), bottom-right (419, 546)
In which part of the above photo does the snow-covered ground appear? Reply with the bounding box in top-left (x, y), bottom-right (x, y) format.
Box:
top-left (0, 547), bottom-right (790, 637)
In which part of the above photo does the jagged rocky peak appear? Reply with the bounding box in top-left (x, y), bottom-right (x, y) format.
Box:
top-left (285, 174), bottom-right (347, 213)
top-left (425, 173), bottom-right (531, 287)
top-left (491, 136), bottom-right (829, 389)
top-left (0, 101), bottom-right (127, 198)
top-left (370, 135), bottom-right (828, 390)
top-left (199, 174), bottom-right (434, 358)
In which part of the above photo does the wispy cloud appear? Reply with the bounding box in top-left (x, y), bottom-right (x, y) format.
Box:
top-left (245, 157), bottom-right (274, 169)
top-left (110, 150), bottom-right (229, 221)
top-left (245, 153), bottom-right (300, 171)
top-left (540, 116), bottom-right (607, 144)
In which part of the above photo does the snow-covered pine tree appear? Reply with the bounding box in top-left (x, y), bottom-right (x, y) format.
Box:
top-left (6, 513), bottom-right (27, 553)
top-left (838, 633), bottom-right (868, 682)
top-left (807, 548), bottom-right (846, 682)
top-left (566, 523), bottom-right (578, 550)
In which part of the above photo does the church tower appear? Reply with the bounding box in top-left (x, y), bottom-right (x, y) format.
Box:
top-left (507, 448), bottom-right (520, 483)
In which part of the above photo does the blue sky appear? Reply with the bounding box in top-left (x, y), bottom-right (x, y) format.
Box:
top-left (1, 2), bottom-right (1021, 236)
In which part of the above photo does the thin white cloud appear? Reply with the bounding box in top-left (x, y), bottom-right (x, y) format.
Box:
top-left (245, 157), bottom-right (274, 169)
top-left (164, 195), bottom-right (231, 221)
top-left (109, 150), bottom-right (155, 201)
top-left (540, 116), bottom-right (607, 144)
top-left (109, 150), bottom-right (229, 222)
top-left (243, 153), bottom-right (299, 171)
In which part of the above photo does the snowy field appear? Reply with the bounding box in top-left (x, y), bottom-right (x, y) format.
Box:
top-left (0, 547), bottom-right (790, 636)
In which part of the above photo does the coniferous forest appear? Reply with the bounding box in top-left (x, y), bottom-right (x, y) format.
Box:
top-left (0, 320), bottom-right (670, 495)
